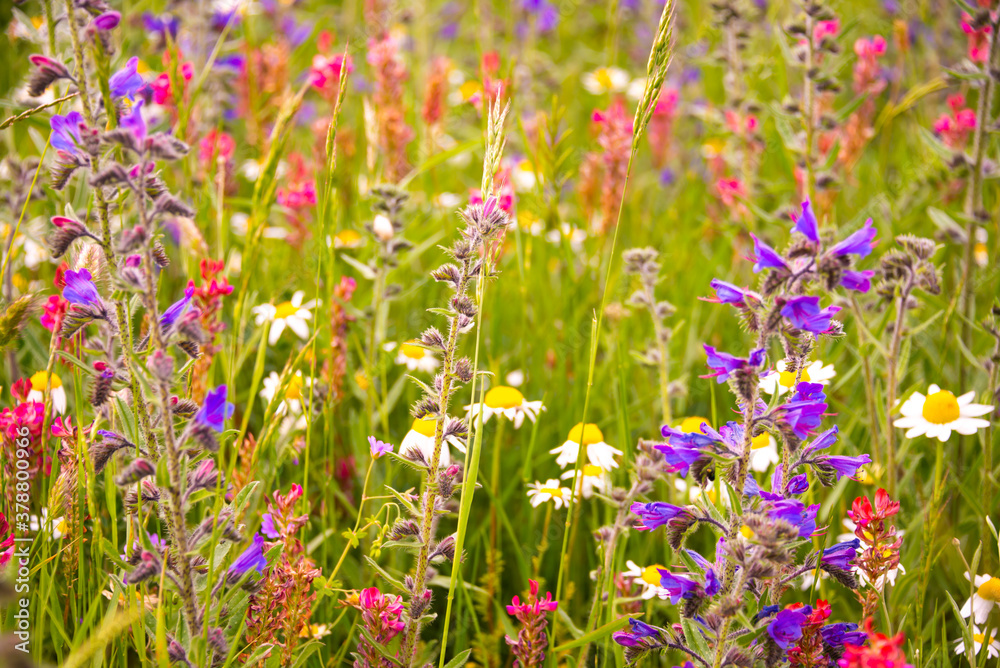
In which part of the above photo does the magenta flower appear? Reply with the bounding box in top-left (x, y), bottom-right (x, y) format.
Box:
top-left (368, 435), bottom-right (394, 459)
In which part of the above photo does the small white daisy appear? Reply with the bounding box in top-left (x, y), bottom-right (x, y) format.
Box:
top-left (893, 384), bottom-right (993, 442)
top-left (526, 479), bottom-right (572, 509)
top-left (299, 623), bottom-right (333, 640)
top-left (953, 625), bottom-right (1000, 658)
top-left (511, 158), bottom-right (537, 190)
top-left (759, 360), bottom-right (836, 397)
top-left (28, 371), bottom-right (66, 414)
top-left (560, 464), bottom-right (610, 499)
top-left (582, 66), bottom-right (629, 95)
top-left (549, 423), bottom-right (622, 470)
top-left (390, 340), bottom-right (440, 374)
top-left (962, 572), bottom-right (1000, 624)
top-left (750, 432), bottom-right (779, 472)
top-left (465, 385), bottom-right (544, 429)
top-left (333, 229), bottom-right (363, 249)
top-left (622, 560), bottom-right (670, 600)
top-left (253, 291), bottom-right (316, 346)
top-left (259, 371), bottom-right (311, 416)
top-left (400, 417), bottom-right (452, 467)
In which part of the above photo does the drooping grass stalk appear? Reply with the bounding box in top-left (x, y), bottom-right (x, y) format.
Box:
top-left (959, 13), bottom-right (1000, 390)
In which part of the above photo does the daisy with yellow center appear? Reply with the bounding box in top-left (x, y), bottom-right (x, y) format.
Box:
top-left (28, 370), bottom-right (66, 414)
top-left (333, 229), bottom-right (363, 249)
top-left (465, 385), bottom-right (544, 429)
top-left (560, 463), bottom-right (609, 499)
top-left (962, 572), bottom-right (1000, 623)
top-left (400, 417), bottom-right (453, 467)
top-left (252, 291), bottom-right (316, 346)
top-left (299, 623), bottom-right (332, 640)
top-left (526, 479), bottom-right (573, 509)
top-left (549, 423), bottom-right (623, 470)
top-left (759, 360), bottom-right (836, 397)
top-left (511, 158), bottom-right (537, 190)
top-left (893, 384), bottom-right (993, 442)
top-left (749, 431), bottom-right (779, 472)
top-left (390, 340), bottom-right (440, 374)
top-left (622, 560), bottom-right (670, 600)
top-left (953, 625), bottom-right (1000, 658)
top-left (582, 66), bottom-right (629, 95)
top-left (259, 371), bottom-right (311, 416)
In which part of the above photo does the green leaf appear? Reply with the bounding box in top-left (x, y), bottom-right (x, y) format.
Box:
top-left (341, 253), bottom-right (377, 280)
top-left (363, 555), bottom-right (408, 593)
top-left (442, 649), bottom-right (473, 668)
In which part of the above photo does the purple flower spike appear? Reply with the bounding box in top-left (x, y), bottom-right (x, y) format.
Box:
top-left (780, 295), bottom-right (841, 334)
top-left (109, 57), bottom-right (144, 99)
top-left (830, 218), bottom-right (877, 257)
top-left (794, 200), bottom-right (820, 242)
top-left (840, 269), bottom-right (875, 293)
top-left (821, 538), bottom-right (860, 570)
top-left (749, 234), bottom-right (788, 273)
top-left (228, 534), bottom-right (267, 577)
top-left (768, 608), bottom-right (808, 649)
top-left (195, 385), bottom-right (235, 433)
top-left (63, 268), bottom-right (102, 306)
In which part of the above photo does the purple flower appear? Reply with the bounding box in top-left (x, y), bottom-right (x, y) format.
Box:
top-left (753, 604), bottom-right (780, 623)
top-left (368, 435), bottom-right (394, 459)
top-left (749, 234), bottom-right (788, 273)
top-left (830, 218), bottom-right (877, 258)
top-left (658, 570), bottom-right (700, 604)
top-left (821, 538), bottom-right (860, 570)
top-left (215, 54), bottom-right (246, 72)
top-left (612, 618), bottom-right (660, 646)
top-left (160, 283), bottom-right (195, 329)
top-left (195, 385), bottom-right (234, 433)
top-left (784, 473), bottom-right (809, 496)
top-left (261, 513), bottom-right (279, 539)
top-left (840, 269), bottom-right (875, 293)
top-left (50, 111), bottom-right (85, 154)
top-left (703, 345), bottom-right (765, 383)
top-left (775, 399), bottom-right (826, 440)
top-left (821, 622), bottom-right (867, 648)
top-left (818, 454), bottom-right (872, 480)
top-left (228, 534), bottom-right (267, 577)
top-left (142, 13), bottom-right (179, 39)
top-left (121, 100), bottom-right (147, 144)
top-left (109, 57), bottom-right (143, 99)
top-left (630, 502), bottom-right (688, 530)
top-left (704, 278), bottom-right (760, 308)
top-left (780, 296), bottom-right (841, 334)
top-left (63, 268), bottom-right (101, 306)
top-left (794, 200), bottom-right (820, 242)
top-left (91, 11), bottom-right (121, 31)
top-left (768, 608), bottom-right (808, 649)
top-left (802, 426), bottom-right (839, 454)
top-left (768, 499), bottom-right (819, 538)
top-left (704, 567), bottom-right (721, 596)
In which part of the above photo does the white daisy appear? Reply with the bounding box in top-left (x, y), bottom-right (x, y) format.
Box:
top-left (893, 384), bottom-right (993, 442)
top-left (962, 573), bottom-right (1000, 624)
top-left (526, 479), bottom-right (572, 509)
top-left (259, 371), bottom-right (311, 416)
top-left (465, 385), bottom-right (544, 429)
top-left (299, 623), bottom-right (332, 640)
top-left (400, 417), bottom-right (452, 467)
top-left (333, 229), bottom-right (363, 249)
top-left (511, 158), bottom-right (537, 190)
top-left (953, 625), bottom-right (1000, 658)
top-left (505, 369), bottom-right (525, 387)
top-left (582, 67), bottom-right (629, 95)
top-left (750, 432), bottom-right (779, 472)
top-left (30, 508), bottom-right (66, 540)
top-left (253, 291), bottom-right (316, 346)
top-left (622, 560), bottom-right (670, 600)
top-left (28, 371), bottom-right (66, 414)
top-left (560, 463), bottom-right (610, 499)
top-left (391, 340), bottom-right (440, 374)
top-left (759, 360), bottom-right (836, 397)
top-left (549, 423), bottom-right (622, 470)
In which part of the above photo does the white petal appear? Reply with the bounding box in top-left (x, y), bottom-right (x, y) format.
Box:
top-left (286, 316), bottom-right (310, 339)
top-left (268, 319), bottom-right (286, 345)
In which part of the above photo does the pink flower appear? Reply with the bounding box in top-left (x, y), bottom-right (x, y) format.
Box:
top-left (814, 19), bottom-right (840, 42)
top-left (962, 14), bottom-right (992, 63)
top-left (368, 435), bottom-right (393, 459)
top-left (198, 130), bottom-right (235, 164)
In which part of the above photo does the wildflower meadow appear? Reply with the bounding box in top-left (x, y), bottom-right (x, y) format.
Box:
top-left (2, 0), bottom-right (1000, 666)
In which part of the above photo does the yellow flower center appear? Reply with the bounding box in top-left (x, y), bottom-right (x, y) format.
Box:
top-left (751, 433), bottom-right (771, 450)
top-left (779, 367), bottom-right (811, 388)
top-left (582, 464), bottom-right (603, 477)
top-left (740, 525), bottom-right (754, 539)
top-left (284, 375), bottom-right (304, 401)
top-left (30, 371), bottom-right (62, 391)
top-left (568, 423), bottom-right (604, 446)
top-left (641, 565), bottom-right (665, 586)
top-left (484, 386), bottom-right (524, 409)
top-left (679, 417), bottom-right (710, 433)
top-left (335, 229), bottom-right (362, 247)
top-left (595, 68), bottom-right (613, 89)
top-left (977, 577), bottom-right (1000, 602)
top-left (354, 370), bottom-right (369, 391)
top-left (460, 81), bottom-right (481, 101)
top-left (412, 417), bottom-right (438, 438)
top-left (274, 301), bottom-right (299, 319)
top-left (921, 390), bottom-right (960, 425)
top-left (400, 340), bottom-right (426, 359)
top-left (539, 487), bottom-right (563, 499)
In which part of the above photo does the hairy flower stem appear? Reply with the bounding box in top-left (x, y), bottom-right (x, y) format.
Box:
top-left (885, 274), bottom-right (914, 497)
top-left (959, 13), bottom-right (1000, 390)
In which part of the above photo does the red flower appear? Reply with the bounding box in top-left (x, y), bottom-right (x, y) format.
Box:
top-left (838, 619), bottom-right (913, 668)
